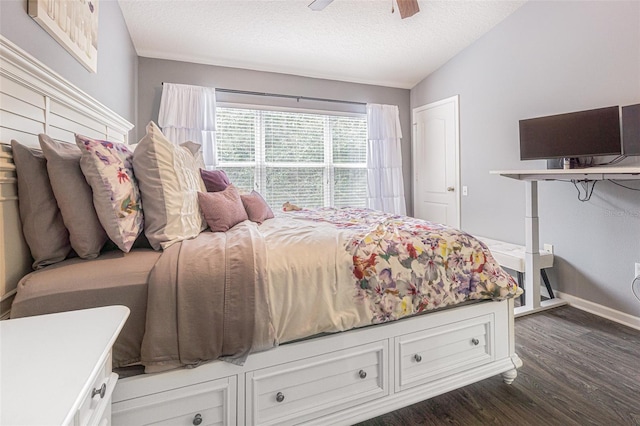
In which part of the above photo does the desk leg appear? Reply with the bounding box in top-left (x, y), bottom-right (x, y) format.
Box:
top-left (515, 180), bottom-right (566, 317)
top-left (524, 180), bottom-right (541, 311)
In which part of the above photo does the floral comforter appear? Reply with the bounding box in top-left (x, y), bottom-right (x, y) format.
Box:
top-left (281, 207), bottom-right (521, 324)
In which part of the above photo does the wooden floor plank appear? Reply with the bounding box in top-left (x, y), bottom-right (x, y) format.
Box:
top-left (355, 306), bottom-right (640, 426)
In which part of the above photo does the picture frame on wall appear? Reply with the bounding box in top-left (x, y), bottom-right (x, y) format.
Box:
top-left (28, 0), bottom-right (99, 73)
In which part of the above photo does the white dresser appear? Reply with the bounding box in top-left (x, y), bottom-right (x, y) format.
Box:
top-left (1, 306), bottom-right (129, 426)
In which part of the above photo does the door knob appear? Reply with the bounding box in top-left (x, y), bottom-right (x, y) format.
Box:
top-left (447, 186), bottom-right (455, 192)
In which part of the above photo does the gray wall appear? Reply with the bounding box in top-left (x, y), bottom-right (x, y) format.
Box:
top-left (411, 1), bottom-right (640, 317)
top-left (0, 0), bottom-right (138, 131)
top-left (137, 57), bottom-right (412, 213)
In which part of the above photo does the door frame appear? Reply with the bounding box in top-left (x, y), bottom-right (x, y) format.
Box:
top-left (411, 95), bottom-right (461, 229)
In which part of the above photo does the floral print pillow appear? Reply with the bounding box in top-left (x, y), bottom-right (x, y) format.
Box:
top-left (76, 134), bottom-right (143, 252)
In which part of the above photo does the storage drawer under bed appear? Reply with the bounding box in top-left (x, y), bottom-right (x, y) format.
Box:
top-left (245, 340), bottom-right (389, 426)
top-left (395, 313), bottom-right (495, 392)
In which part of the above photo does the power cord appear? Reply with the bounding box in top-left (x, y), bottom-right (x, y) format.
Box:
top-left (572, 179), bottom-right (597, 201)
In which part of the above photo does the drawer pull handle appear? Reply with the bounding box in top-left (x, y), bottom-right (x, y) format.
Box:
top-left (358, 369), bottom-right (367, 379)
top-left (414, 354), bottom-right (422, 363)
top-left (92, 383), bottom-right (106, 399)
top-left (193, 413), bottom-right (203, 425)
top-left (276, 392), bottom-right (285, 403)
top-left (471, 338), bottom-right (480, 346)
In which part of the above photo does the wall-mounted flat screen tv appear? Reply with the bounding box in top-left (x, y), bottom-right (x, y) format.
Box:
top-left (519, 106), bottom-right (622, 160)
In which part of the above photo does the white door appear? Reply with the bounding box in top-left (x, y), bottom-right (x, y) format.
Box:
top-left (412, 95), bottom-right (460, 228)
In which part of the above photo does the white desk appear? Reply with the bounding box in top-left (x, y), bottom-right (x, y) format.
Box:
top-left (1, 306), bottom-right (129, 425)
top-left (491, 167), bottom-right (640, 316)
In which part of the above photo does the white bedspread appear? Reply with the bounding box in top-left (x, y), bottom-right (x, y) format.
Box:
top-left (260, 215), bottom-right (371, 344)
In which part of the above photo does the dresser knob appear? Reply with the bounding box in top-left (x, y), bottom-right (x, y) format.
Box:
top-left (414, 354), bottom-right (422, 363)
top-left (471, 338), bottom-right (480, 346)
top-left (358, 369), bottom-right (367, 379)
top-left (193, 413), bottom-right (203, 425)
top-left (276, 392), bottom-right (285, 403)
top-left (91, 383), bottom-right (106, 399)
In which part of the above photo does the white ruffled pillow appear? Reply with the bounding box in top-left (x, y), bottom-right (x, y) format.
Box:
top-left (133, 122), bottom-right (206, 250)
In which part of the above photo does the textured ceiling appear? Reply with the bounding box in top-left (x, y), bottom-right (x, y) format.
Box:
top-left (118, 0), bottom-right (526, 89)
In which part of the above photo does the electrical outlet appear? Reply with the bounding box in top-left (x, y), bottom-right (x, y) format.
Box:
top-left (543, 244), bottom-right (554, 254)
top-left (635, 262), bottom-right (640, 278)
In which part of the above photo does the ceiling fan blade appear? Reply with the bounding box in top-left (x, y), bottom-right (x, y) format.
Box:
top-left (396, 0), bottom-right (420, 19)
top-left (308, 0), bottom-right (334, 11)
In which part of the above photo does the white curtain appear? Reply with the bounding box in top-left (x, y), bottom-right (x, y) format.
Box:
top-left (366, 104), bottom-right (406, 215)
top-left (158, 83), bottom-right (217, 167)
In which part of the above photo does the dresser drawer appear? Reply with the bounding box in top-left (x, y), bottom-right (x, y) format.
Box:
top-left (77, 353), bottom-right (116, 426)
top-left (395, 313), bottom-right (494, 392)
top-left (112, 376), bottom-right (236, 426)
top-left (246, 340), bottom-right (388, 426)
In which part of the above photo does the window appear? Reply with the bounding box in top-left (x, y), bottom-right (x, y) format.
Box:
top-left (215, 106), bottom-right (367, 208)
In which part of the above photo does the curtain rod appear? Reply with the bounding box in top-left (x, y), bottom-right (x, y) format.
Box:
top-left (161, 82), bottom-right (366, 106)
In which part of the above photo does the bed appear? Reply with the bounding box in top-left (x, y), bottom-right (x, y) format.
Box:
top-left (0, 35), bottom-right (522, 425)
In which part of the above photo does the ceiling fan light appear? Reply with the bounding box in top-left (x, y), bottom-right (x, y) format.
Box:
top-left (308, 0), bottom-right (334, 12)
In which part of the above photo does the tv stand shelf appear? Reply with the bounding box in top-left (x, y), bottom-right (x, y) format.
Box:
top-left (490, 166), bottom-right (639, 317)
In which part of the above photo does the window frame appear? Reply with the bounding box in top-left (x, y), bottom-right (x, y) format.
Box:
top-left (215, 102), bottom-right (368, 208)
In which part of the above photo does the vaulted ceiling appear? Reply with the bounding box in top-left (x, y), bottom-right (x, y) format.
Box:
top-left (118, 0), bottom-right (526, 89)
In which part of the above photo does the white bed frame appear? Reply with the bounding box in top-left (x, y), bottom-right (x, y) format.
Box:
top-left (0, 36), bottom-right (522, 425)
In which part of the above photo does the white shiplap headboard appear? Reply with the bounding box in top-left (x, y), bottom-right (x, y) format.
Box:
top-left (0, 35), bottom-right (134, 319)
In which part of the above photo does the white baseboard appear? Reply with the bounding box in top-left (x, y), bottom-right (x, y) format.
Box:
top-left (555, 291), bottom-right (640, 331)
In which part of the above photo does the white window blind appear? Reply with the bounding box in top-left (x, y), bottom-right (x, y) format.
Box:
top-left (215, 106), bottom-right (367, 209)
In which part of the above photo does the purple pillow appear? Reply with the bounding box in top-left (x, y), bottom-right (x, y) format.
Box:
top-left (198, 185), bottom-right (248, 232)
top-left (241, 191), bottom-right (274, 224)
top-left (200, 168), bottom-right (230, 192)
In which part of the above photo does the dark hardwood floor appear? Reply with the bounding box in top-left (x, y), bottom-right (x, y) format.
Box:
top-left (356, 306), bottom-right (640, 426)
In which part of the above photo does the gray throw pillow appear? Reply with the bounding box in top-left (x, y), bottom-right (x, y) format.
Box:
top-left (10, 140), bottom-right (71, 269)
top-left (39, 134), bottom-right (107, 259)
